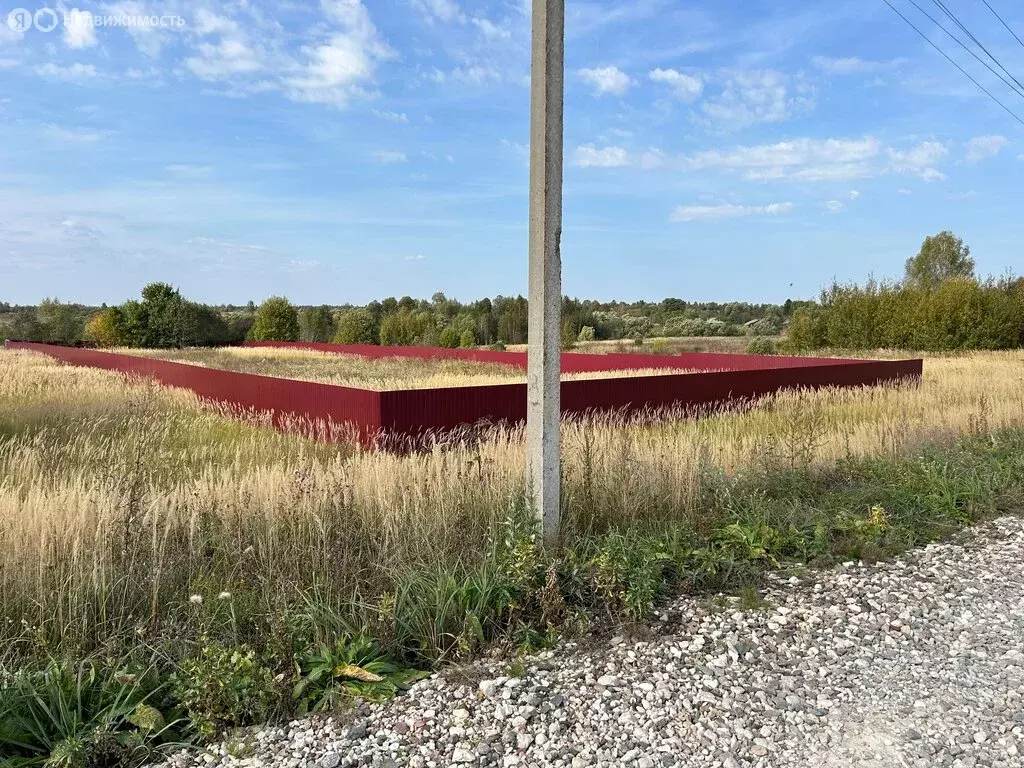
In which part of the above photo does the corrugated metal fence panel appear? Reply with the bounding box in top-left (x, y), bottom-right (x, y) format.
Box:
top-left (7, 342), bottom-right (383, 442)
top-left (379, 358), bottom-right (923, 436)
top-left (244, 341), bottom-right (532, 369)
top-left (242, 341), bottom-right (905, 374)
top-left (10, 341), bottom-right (922, 446)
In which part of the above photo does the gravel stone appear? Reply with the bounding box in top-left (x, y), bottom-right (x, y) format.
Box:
top-left (147, 516), bottom-right (1024, 768)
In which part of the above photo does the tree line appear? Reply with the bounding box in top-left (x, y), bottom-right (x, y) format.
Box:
top-left (789, 231), bottom-right (1024, 351)
top-left (2, 288), bottom-right (793, 349)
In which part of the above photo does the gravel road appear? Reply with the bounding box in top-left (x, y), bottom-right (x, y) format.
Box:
top-left (156, 515), bottom-right (1024, 768)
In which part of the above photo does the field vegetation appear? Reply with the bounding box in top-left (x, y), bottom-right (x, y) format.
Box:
top-left (790, 232), bottom-right (1024, 352)
top-left (3, 231), bottom-right (1024, 765)
top-left (2, 346), bottom-right (1024, 764)
top-left (118, 346), bottom-right (716, 390)
top-left (0, 285), bottom-right (786, 351)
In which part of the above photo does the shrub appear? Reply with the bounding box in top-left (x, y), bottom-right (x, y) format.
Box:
top-left (378, 311), bottom-right (434, 346)
top-left (334, 309), bottom-right (378, 345)
top-left (293, 635), bottom-right (428, 714)
top-left (85, 309), bottom-right (124, 348)
top-left (298, 306), bottom-right (335, 343)
top-left (438, 326), bottom-right (460, 349)
top-left (170, 643), bottom-right (278, 739)
top-left (561, 321), bottom-right (577, 350)
top-left (36, 299), bottom-right (85, 345)
top-left (747, 337), bottom-right (777, 355)
top-left (790, 277), bottom-right (1024, 351)
top-left (577, 326), bottom-right (596, 342)
top-left (458, 330), bottom-right (476, 348)
top-left (0, 656), bottom-right (172, 767)
top-left (248, 297), bottom-right (300, 343)
top-left (785, 307), bottom-right (828, 351)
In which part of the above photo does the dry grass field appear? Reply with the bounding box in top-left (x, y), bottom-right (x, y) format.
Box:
top-left (509, 335), bottom-right (755, 355)
top-left (4, 344), bottom-right (1024, 763)
top-left (1, 347), bottom-right (1022, 659)
top-left (118, 346), bottom-right (713, 389)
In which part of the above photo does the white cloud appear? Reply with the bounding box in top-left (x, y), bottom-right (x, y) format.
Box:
top-left (848, 189), bottom-right (860, 200)
top-left (472, 17), bottom-right (511, 40)
top-left (373, 150), bottom-right (407, 164)
top-left (185, 8), bottom-right (264, 80)
top-left (102, 1), bottom-right (178, 57)
top-left (573, 144), bottom-right (630, 168)
top-left (186, 39), bottom-right (263, 79)
top-left (887, 141), bottom-right (948, 180)
top-left (414, 0), bottom-right (465, 23)
top-left (286, 1), bottom-right (391, 106)
top-left (898, 188), bottom-right (912, 195)
top-left (670, 202), bottom-right (795, 222)
top-left (35, 62), bottom-right (99, 81)
top-left (405, 253), bottom-right (426, 261)
top-left (0, 20), bottom-right (24, 45)
top-left (59, 218), bottom-right (103, 239)
top-left (165, 164), bottom-right (213, 179)
top-left (638, 149), bottom-right (667, 170)
top-left (820, 200), bottom-right (845, 213)
top-left (43, 124), bottom-right (103, 142)
top-left (578, 66), bottom-right (631, 96)
top-left (649, 68), bottom-right (702, 102)
top-left (965, 135), bottom-right (1008, 164)
top-left (373, 109), bottom-right (408, 123)
top-left (570, 134), bottom-right (952, 184)
top-left (449, 65), bottom-right (503, 84)
top-left (812, 56), bottom-right (902, 75)
top-left (685, 137), bottom-right (882, 181)
top-left (193, 9), bottom-right (238, 36)
top-left (699, 70), bottom-right (814, 130)
top-left (63, 8), bottom-right (98, 49)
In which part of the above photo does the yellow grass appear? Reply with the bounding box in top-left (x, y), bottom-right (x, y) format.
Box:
top-left (1, 347), bottom-right (1022, 654)
top-left (510, 335), bottom-right (755, 355)
top-left (117, 346), bottom-right (714, 389)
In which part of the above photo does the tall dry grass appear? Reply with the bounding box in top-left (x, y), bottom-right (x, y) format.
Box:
top-left (118, 346), bottom-right (712, 389)
top-left (1, 348), bottom-right (1022, 659)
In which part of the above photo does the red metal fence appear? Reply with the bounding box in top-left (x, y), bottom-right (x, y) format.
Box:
top-left (242, 341), bottom-right (864, 373)
top-left (7, 341), bottom-right (923, 447)
top-left (7, 342), bottom-right (382, 443)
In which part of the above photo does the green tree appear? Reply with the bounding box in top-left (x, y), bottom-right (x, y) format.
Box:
top-left (84, 308), bottom-right (124, 347)
top-left (248, 297), bottom-right (300, 342)
top-left (5, 309), bottom-right (43, 341)
top-left (458, 329), bottom-right (476, 348)
top-left (905, 231), bottom-right (975, 289)
top-left (334, 309), bottom-right (379, 345)
top-left (561, 320), bottom-right (577, 350)
top-left (37, 299), bottom-right (84, 344)
top-left (299, 306), bottom-right (336, 342)
top-left (379, 311), bottom-right (433, 346)
top-left (786, 307), bottom-right (828, 351)
top-left (137, 283), bottom-right (181, 347)
top-left (496, 295), bottom-right (528, 344)
top-left (438, 326), bottom-right (460, 348)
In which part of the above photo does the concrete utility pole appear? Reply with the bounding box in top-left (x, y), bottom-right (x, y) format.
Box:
top-left (526, 0), bottom-right (564, 546)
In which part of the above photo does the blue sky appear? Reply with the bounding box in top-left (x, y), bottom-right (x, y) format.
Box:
top-left (1, 0), bottom-right (1022, 306)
